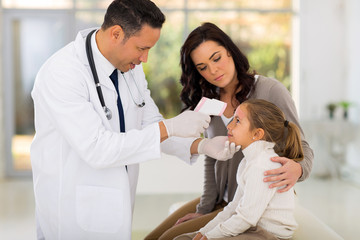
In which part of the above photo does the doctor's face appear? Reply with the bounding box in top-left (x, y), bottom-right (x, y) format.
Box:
top-left (112, 24), bottom-right (161, 72)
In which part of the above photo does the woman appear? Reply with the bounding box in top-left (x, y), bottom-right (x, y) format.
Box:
top-left (145, 22), bottom-right (313, 240)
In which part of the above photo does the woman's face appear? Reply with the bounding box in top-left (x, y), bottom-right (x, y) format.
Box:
top-left (227, 104), bottom-right (255, 149)
top-left (190, 40), bottom-right (237, 89)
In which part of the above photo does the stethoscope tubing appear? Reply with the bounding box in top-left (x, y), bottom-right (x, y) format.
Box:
top-left (85, 29), bottom-right (145, 120)
top-left (86, 30), bottom-right (106, 109)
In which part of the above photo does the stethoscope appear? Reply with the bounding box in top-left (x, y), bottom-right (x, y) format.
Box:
top-left (85, 29), bottom-right (145, 120)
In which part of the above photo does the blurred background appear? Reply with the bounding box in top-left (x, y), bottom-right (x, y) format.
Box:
top-left (0, 0), bottom-right (360, 239)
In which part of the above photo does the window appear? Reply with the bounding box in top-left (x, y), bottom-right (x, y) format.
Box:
top-left (1, 0), bottom-right (295, 175)
top-left (3, 10), bottom-right (71, 176)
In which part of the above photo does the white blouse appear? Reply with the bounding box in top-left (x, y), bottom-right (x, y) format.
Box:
top-left (200, 141), bottom-right (297, 239)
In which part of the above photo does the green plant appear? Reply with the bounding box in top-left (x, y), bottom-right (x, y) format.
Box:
top-left (338, 101), bottom-right (353, 119)
top-left (326, 103), bottom-right (337, 119)
top-left (326, 103), bottom-right (337, 111)
top-left (338, 101), bottom-right (352, 110)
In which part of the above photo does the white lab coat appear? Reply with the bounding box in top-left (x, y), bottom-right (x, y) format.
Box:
top-left (31, 28), bottom-right (197, 240)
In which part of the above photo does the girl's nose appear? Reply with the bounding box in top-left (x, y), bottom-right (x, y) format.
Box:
top-left (227, 117), bottom-right (234, 130)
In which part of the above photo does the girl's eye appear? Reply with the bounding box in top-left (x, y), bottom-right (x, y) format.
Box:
top-left (236, 118), bottom-right (240, 124)
top-left (214, 56), bottom-right (221, 62)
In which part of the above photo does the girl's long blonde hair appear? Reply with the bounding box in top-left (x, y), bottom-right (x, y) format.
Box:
top-left (244, 99), bottom-right (304, 161)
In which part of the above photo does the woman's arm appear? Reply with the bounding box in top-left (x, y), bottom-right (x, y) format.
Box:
top-left (174, 156), bottom-right (219, 225)
top-left (196, 157), bottom-right (218, 214)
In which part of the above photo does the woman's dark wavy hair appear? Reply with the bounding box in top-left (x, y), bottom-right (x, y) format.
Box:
top-left (180, 22), bottom-right (256, 111)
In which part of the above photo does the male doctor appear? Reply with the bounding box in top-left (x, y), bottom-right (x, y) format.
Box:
top-left (31, 0), bottom-right (239, 239)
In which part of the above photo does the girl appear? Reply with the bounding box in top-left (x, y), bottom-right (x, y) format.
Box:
top-left (177, 99), bottom-right (303, 240)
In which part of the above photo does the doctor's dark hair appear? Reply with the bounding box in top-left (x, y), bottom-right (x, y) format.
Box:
top-left (101, 0), bottom-right (165, 40)
top-left (243, 99), bottom-right (304, 162)
top-left (180, 22), bottom-right (256, 111)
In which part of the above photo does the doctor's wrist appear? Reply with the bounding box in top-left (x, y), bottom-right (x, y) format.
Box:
top-left (190, 138), bottom-right (203, 155)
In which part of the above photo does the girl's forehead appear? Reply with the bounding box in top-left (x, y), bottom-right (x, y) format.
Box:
top-left (235, 105), bottom-right (246, 119)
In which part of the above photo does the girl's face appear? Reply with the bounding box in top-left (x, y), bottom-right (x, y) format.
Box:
top-left (227, 104), bottom-right (256, 149)
top-left (190, 40), bottom-right (237, 90)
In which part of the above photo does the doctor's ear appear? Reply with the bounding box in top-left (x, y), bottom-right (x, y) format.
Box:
top-left (110, 25), bottom-right (125, 42)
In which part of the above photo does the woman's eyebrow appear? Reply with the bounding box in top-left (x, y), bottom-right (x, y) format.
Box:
top-left (195, 51), bottom-right (220, 67)
top-left (209, 51), bottom-right (220, 60)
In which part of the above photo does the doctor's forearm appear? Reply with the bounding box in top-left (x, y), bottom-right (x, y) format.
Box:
top-left (159, 121), bottom-right (201, 153)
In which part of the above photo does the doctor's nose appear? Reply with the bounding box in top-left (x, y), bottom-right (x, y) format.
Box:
top-left (139, 50), bottom-right (149, 63)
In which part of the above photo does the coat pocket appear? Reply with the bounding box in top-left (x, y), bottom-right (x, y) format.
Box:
top-left (76, 185), bottom-right (124, 233)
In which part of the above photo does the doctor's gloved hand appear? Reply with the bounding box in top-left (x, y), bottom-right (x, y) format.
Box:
top-left (198, 136), bottom-right (241, 161)
top-left (162, 111), bottom-right (210, 138)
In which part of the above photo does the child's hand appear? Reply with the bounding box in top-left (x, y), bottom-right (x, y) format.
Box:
top-left (193, 232), bottom-right (204, 240)
top-left (263, 156), bottom-right (302, 192)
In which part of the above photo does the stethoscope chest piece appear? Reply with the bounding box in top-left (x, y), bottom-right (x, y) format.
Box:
top-left (104, 106), bottom-right (112, 120)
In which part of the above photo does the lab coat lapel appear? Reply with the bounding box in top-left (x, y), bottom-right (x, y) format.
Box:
top-left (74, 28), bottom-right (118, 131)
top-left (77, 29), bottom-right (132, 114)
top-left (74, 28), bottom-right (116, 91)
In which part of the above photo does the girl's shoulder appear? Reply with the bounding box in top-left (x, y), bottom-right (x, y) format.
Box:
top-left (244, 141), bottom-right (281, 169)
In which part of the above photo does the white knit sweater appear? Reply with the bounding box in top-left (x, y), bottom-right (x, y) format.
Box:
top-left (199, 140), bottom-right (298, 239)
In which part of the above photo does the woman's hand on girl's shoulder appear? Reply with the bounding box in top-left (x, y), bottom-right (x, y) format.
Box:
top-left (263, 156), bottom-right (302, 193)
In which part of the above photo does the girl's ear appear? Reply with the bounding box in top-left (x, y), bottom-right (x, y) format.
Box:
top-left (253, 128), bottom-right (265, 140)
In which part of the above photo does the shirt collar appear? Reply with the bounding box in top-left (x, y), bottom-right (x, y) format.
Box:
top-left (242, 140), bottom-right (275, 160)
top-left (91, 29), bottom-right (117, 77)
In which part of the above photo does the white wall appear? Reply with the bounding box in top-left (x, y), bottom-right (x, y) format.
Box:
top-left (345, 0), bottom-right (360, 123)
top-left (299, 0), bottom-right (360, 176)
top-left (137, 154), bottom-right (204, 194)
top-left (0, 7), bottom-right (5, 179)
top-left (299, 0), bottom-right (360, 121)
top-left (344, 0), bottom-right (360, 170)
